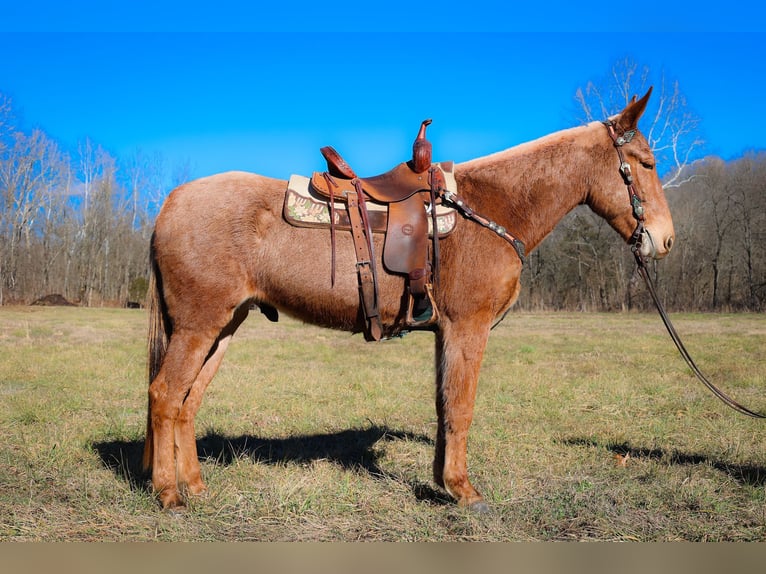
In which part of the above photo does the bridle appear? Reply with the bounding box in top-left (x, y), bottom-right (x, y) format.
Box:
top-left (603, 120), bottom-right (765, 419)
top-left (603, 120), bottom-right (647, 254)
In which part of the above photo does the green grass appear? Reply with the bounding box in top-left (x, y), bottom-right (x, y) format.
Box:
top-left (1, 306), bottom-right (765, 541)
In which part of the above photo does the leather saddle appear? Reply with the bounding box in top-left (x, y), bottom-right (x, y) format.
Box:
top-left (308, 119), bottom-right (447, 341)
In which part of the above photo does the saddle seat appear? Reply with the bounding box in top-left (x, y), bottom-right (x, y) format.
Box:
top-left (319, 146), bottom-right (431, 204)
top-left (308, 119), bottom-right (445, 341)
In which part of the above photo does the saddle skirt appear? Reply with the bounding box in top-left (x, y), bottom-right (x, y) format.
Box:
top-left (283, 161), bottom-right (458, 237)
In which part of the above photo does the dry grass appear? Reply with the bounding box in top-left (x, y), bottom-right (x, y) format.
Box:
top-left (1, 306), bottom-right (765, 541)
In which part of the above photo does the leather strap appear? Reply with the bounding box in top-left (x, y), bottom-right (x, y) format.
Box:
top-left (438, 186), bottom-right (526, 264)
top-left (635, 250), bottom-right (765, 419)
top-left (322, 172), bottom-right (339, 287)
top-left (346, 190), bottom-right (383, 341)
top-left (429, 167), bottom-right (443, 288)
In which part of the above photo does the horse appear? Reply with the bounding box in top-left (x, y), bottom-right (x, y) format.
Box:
top-left (143, 89), bottom-right (675, 512)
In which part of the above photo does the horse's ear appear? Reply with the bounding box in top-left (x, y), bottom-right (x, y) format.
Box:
top-left (618, 87), bottom-right (652, 130)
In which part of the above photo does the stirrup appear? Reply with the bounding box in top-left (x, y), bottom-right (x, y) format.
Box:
top-left (405, 284), bottom-right (439, 329)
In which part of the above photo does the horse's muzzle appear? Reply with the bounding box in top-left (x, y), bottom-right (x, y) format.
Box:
top-left (640, 229), bottom-right (674, 259)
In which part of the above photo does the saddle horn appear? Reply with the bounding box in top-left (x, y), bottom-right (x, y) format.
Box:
top-left (411, 119), bottom-right (433, 173)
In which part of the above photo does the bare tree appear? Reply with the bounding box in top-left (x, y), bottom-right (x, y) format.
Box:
top-left (574, 58), bottom-right (704, 188)
top-left (0, 91), bottom-right (173, 307)
top-left (699, 158), bottom-right (736, 308)
top-left (653, 153), bottom-right (766, 311)
top-left (125, 149), bottom-right (169, 228)
top-left (726, 153), bottom-right (766, 309)
top-left (0, 92), bottom-right (13, 153)
top-left (0, 128), bottom-right (68, 303)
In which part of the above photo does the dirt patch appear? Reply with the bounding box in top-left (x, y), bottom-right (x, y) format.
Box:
top-left (30, 294), bottom-right (77, 307)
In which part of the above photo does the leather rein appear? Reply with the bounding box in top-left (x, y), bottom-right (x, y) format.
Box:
top-left (604, 120), bottom-right (765, 419)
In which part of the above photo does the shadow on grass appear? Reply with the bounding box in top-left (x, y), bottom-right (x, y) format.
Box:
top-left (92, 424), bottom-right (451, 506)
top-left (561, 437), bottom-right (766, 487)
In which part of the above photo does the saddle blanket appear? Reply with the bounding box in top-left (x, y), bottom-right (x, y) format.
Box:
top-left (283, 162), bottom-right (458, 237)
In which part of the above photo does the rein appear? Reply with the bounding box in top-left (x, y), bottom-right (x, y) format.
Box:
top-left (604, 120), bottom-right (766, 419)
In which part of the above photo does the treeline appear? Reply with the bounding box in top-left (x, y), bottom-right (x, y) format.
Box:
top-left (1, 90), bottom-right (764, 311)
top-left (519, 152), bottom-right (766, 311)
top-left (0, 92), bottom-right (186, 306)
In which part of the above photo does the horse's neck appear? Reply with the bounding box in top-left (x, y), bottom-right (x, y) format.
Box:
top-left (455, 124), bottom-right (598, 253)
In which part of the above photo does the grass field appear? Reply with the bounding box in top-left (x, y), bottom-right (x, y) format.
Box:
top-left (1, 305), bottom-right (764, 541)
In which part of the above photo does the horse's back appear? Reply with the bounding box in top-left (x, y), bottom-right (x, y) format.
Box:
top-left (158, 171), bottom-right (284, 226)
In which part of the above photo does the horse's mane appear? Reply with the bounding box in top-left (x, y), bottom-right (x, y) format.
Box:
top-left (456, 122), bottom-right (597, 171)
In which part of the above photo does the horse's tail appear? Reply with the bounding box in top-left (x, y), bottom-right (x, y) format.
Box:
top-left (143, 243), bottom-right (169, 473)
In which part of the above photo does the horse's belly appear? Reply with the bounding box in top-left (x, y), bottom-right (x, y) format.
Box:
top-left (254, 225), bottom-right (406, 332)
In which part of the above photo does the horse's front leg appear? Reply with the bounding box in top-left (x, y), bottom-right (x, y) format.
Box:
top-left (433, 319), bottom-right (491, 512)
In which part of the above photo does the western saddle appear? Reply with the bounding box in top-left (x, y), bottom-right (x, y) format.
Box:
top-left (308, 119), bottom-right (448, 341)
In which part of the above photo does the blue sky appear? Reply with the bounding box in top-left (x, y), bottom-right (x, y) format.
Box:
top-left (1, 4), bottom-right (765, 182)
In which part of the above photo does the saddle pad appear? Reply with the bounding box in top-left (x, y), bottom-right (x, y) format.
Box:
top-left (283, 165), bottom-right (458, 237)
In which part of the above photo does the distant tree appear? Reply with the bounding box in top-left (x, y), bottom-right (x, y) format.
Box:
top-left (653, 153), bottom-right (766, 311)
top-left (0, 127), bottom-right (68, 304)
top-left (574, 58), bottom-right (704, 188)
top-left (75, 141), bottom-right (119, 305)
top-left (730, 153), bottom-right (766, 309)
top-left (698, 158), bottom-right (736, 308)
top-left (125, 148), bottom-right (170, 228)
top-left (0, 91), bottom-right (172, 307)
top-left (0, 92), bottom-right (12, 152)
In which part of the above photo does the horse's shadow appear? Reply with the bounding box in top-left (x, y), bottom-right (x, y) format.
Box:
top-left (562, 437), bottom-right (766, 487)
top-left (92, 424), bottom-right (451, 505)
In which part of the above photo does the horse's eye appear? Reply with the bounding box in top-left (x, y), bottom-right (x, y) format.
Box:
top-left (640, 161), bottom-right (655, 170)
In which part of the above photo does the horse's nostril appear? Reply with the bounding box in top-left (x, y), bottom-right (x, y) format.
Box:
top-left (665, 236), bottom-right (674, 252)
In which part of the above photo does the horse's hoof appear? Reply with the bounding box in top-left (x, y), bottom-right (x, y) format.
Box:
top-left (468, 500), bottom-right (491, 514)
top-left (161, 498), bottom-right (188, 517)
top-left (189, 488), bottom-right (209, 500)
top-left (184, 481), bottom-right (208, 498)
top-left (158, 490), bottom-right (186, 513)
top-left (163, 505), bottom-right (187, 518)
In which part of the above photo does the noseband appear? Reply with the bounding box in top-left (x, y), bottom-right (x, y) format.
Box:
top-left (603, 121), bottom-right (765, 419)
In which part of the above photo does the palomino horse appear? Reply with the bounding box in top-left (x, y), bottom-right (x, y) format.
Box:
top-left (143, 89), bottom-right (675, 512)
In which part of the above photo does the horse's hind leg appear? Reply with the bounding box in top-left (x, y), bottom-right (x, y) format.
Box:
top-left (174, 304), bottom-right (249, 497)
top-left (148, 326), bottom-right (222, 509)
